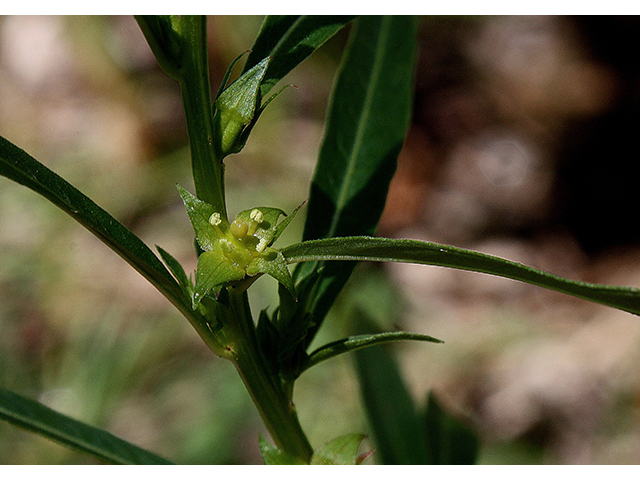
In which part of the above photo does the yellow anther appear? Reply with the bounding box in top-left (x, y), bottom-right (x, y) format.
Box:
top-left (209, 212), bottom-right (222, 226)
top-left (255, 237), bottom-right (269, 253)
top-left (250, 209), bottom-right (264, 223)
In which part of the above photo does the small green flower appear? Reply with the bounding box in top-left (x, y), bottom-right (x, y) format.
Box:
top-left (178, 185), bottom-right (299, 308)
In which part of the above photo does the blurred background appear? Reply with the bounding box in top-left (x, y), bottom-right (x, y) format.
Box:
top-left (1, 15), bottom-right (640, 464)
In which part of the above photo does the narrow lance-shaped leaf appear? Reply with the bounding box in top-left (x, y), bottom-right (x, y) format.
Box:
top-left (354, 326), bottom-right (429, 464)
top-left (282, 236), bottom-right (640, 316)
top-left (422, 391), bottom-right (479, 465)
top-left (0, 386), bottom-right (173, 465)
top-left (157, 245), bottom-right (191, 293)
top-left (295, 15), bottom-right (419, 327)
top-left (0, 136), bottom-right (190, 316)
top-left (135, 16), bottom-right (182, 79)
top-left (301, 331), bottom-right (443, 375)
top-left (244, 15), bottom-right (356, 98)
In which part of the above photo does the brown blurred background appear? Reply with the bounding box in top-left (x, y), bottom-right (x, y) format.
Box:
top-left (1, 15), bottom-right (640, 464)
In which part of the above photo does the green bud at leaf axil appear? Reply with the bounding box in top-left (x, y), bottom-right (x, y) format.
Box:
top-left (213, 56), bottom-right (271, 157)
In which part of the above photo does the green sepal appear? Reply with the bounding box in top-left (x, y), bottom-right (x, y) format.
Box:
top-left (272, 201), bottom-right (305, 245)
top-left (213, 50), bottom-right (250, 104)
top-left (193, 248), bottom-right (245, 308)
top-left (246, 247), bottom-right (295, 297)
top-left (259, 435), bottom-right (306, 465)
top-left (177, 184), bottom-right (228, 251)
top-left (213, 56), bottom-right (271, 157)
top-left (310, 433), bottom-right (368, 465)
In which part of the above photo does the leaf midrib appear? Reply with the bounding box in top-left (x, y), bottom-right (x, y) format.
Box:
top-left (268, 16), bottom-right (305, 60)
top-left (327, 16), bottom-right (391, 239)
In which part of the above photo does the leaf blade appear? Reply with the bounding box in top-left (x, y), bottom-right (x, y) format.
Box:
top-left (295, 15), bottom-right (419, 325)
top-left (354, 336), bottom-right (429, 464)
top-left (157, 245), bottom-right (191, 292)
top-left (303, 331), bottom-right (443, 374)
top-left (283, 236), bottom-right (640, 316)
top-left (244, 15), bottom-right (355, 97)
top-left (0, 386), bottom-right (173, 465)
top-left (0, 136), bottom-right (190, 315)
top-left (422, 391), bottom-right (479, 465)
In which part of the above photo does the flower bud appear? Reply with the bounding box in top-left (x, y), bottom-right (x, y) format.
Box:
top-left (213, 57), bottom-right (271, 157)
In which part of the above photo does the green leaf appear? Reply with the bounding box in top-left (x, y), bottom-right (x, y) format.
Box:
top-left (244, 15), bottom-right (356, 98)
top-left (0, 386), bottom-right (173, 465)
top-left (259, 435), bottom-right (306, 465)
top-left (302, 331), bottom-right (443, 375)
top-left (422, 392), bottom-right (479, 465)
top-left (295, 16), bottom-right (419, 328)
top-left (354, 329), bottom-right (429, 464)
top-left (135, 15), bottom-right (183, 79)
top-left (0, 135), bottom-right (189, 316)
top-left (157, 245), bottom-right (191, 293)
top-left (283, 236), bottom-right (640, 316)
top-left (310, 433), bottom-right (367, 465)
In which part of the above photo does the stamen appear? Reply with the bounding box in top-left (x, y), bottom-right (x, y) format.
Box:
top-left (255, 237), bottom-right (268, 253)
top-left (250, 209), bottom-right (264, 223)
top-left (209, 212), bottom-right (222, 226)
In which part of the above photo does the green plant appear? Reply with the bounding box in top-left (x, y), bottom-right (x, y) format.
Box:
top-left (1, 15), bottom-right (640, 464)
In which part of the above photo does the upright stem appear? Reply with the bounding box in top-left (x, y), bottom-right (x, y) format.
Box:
top-left (226, 287), bottom-right (313, 462)
top-left (175, 15), bottom-right (312, 462)
top-left (178, 16), bottom-right (227, 217)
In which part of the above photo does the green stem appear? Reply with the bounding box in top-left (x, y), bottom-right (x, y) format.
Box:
top-left (175, 16), bottom-right (311, 462)
top-left (177, 16), bottom-right (227, 217)
top-left (226, 287), bottom-right (313, 463)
